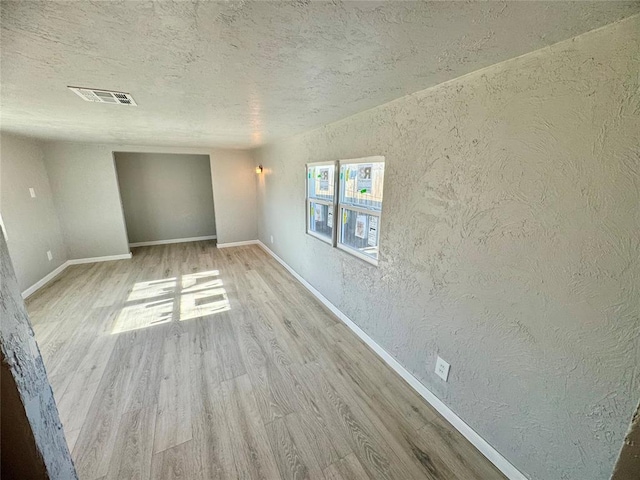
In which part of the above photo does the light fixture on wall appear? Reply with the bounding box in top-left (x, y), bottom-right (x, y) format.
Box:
top-left (256, 165), bottom-right (263, 174)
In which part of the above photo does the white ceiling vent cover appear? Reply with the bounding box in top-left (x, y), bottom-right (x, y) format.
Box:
top-left (68, 87), bottom-right (137, 106)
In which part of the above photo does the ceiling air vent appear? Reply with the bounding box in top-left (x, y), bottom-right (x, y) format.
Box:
top-left (68, 87), bottom-right (137, 106)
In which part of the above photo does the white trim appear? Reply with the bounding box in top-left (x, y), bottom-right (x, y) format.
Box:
top-left (339, 203), bottom-right (381, 216)
top-left (21, 253), bottom-right (133, 298)
top-left (306, 160), bottom-right (337, 167)
top-left (21, 262), bottom-right (69, 299)
top-left (256, 240), bottom-right (527, 480)
top-left (129, 235), bottom-right (217, 247)
top-left (306, 230), bottom-right (333, 245)
top-left (66, 253), bottom-right (132, 265)
top-left (338, 155), bottom-right (385, 166)
top-left (307, 198), bottom-right (333, 207)
top-left (336, 242), bottom-right (379, 266)
top-left (216, 240), bottom-right (259, 249)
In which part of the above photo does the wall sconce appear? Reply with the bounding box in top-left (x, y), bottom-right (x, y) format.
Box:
top-left (255, 165), bottom-right (263, 174)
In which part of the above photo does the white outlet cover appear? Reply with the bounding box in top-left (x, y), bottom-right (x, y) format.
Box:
top-left (435, 356), bottom-right (450, 382)
top-left (29, 187), bottom-right (36, 198)
top-left (270, 235), bottom-right (274, 244)
top-left (47, 250), bottom-right (53, 261)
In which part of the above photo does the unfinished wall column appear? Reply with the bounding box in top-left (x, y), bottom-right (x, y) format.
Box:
top-left (611, 402), bottom-right (640, 480)
top-left (0, 230), bottom-right (77, 479)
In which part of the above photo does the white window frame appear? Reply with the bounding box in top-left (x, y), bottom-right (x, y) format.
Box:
top-left (336, 156), bottom-right (385, 266)
top-left (305, 161), bottom-right (338, 246)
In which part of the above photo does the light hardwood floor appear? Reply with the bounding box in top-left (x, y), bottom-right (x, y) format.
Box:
top-left (27, 241), bottom-right (506, 480)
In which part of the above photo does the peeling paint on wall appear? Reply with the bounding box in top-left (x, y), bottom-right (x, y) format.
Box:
top-left (0, 231), bottom-right (77, 479)
top-left (255, 16), bottom-right (640, 480)
top-left (612, 402), bottom-right (640, 480)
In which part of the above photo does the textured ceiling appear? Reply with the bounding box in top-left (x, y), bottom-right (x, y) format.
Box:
top-left (1, 1), bottom-right (639, 148)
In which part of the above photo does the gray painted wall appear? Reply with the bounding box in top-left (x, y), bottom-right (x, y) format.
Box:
top-left (0, 230), bottom-right (77, 479)
top-left (255, 17), bottom-right (640, 480)
top-left (44, 142), bottom-right (130, 260)
top-left (43, 142), bottom-right (256, 260)
top-left (209, 148), bottom-right (257, 244)
top-left (0, 134), bottom-right (67, 292)
top-left (115, 152), bottom-right (215, 244)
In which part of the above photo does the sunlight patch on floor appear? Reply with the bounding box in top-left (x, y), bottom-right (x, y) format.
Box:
top-left (179, 270), bottom-right (230, 321)
top-left (111, 297), bottom-right (173, 333)
top-left (126, 277), bottom-right (177, 302)
top-left (110, 270), bottom-right (229, 334)
top-left (179, 288), bottom-right (230, 321)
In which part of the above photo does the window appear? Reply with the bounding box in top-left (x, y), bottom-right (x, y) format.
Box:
top-left (305, 156), bottom-right (385, 265)
top-left (306, 162), bottom-right (336, 244)
top-left (337, 157), bottom-right (385, 265)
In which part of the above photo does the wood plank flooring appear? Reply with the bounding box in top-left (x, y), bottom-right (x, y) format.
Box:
top-left (27, 241), bottom-right (506, 480)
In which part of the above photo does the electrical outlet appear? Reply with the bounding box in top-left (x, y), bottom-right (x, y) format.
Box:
top-left (46, 250), bottom-right (53, 261)
top-left (270, 235), bottom-right (274, 244)
top-left (29, 187), bottom-right (36, 198)
top-left (435, 356), bottom-right (450, 382)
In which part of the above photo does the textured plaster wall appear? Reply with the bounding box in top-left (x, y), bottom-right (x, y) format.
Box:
top-left (255, 17), bottom-right (640, 480)
top-left (0, 133), bottom-right (67, 292)
top-left (0, 231), bottom-right (77, 479)
top-left (3, 1), bottom-right (640, 148)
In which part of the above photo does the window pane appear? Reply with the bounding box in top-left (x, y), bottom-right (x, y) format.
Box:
top-left (308, 164), bottom-right (335, 201)
top-left (339, 207), bottom-right (379, 260)
top-left (339, 162), bottom-right (384, 211)
top-left (308, 202), bottom-right (333, 241)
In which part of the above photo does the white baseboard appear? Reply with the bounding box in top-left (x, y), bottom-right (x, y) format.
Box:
top-left (22, 253), bottom-right (133, 298)
top-left (21, 262), bottom-right (69, 299)
top-left (67, 253), bottom-right (132, 265)
top-left (217, 240), bottom-right (259, 248)
top-left (129, 235), bottom-right (217, 247)
top-left (256, 240), bottom-right (527, 480)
